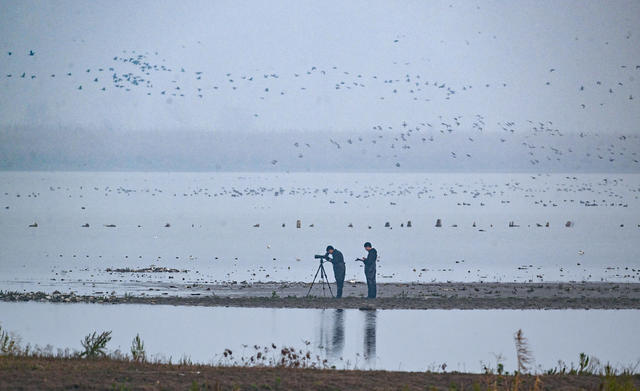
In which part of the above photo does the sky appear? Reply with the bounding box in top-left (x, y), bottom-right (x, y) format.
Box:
top-left (0, 0), bottom-right (639, 171)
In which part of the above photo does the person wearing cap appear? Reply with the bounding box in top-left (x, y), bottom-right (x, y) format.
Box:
top-left (325, 245), bottom-right (345, 298)
top-left (359, 242), bottom-right (377, 298)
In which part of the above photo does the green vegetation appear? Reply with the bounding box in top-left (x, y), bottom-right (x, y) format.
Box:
top-left (0, 324), bottom-right (19, 355)
top-left (80, 330), bottom-right (112, 358)
top-left (130, 333), bottom-right (146, 362)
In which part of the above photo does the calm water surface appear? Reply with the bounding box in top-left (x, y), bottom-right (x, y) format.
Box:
top-left (1, 302), bottom-right (638, 372)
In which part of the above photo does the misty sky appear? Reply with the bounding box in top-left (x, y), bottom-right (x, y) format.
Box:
top-left (0, 0), bottom-right (639, 171)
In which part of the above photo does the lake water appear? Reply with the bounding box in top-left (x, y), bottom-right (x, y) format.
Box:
top-left (1, 302), bottom-right (638, 372)
top-left (1, 172), bottom-right (639, 295)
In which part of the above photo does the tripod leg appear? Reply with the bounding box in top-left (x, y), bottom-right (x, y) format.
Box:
top-left (326, 268), bottom-right (334, 297)
top-left (307, 263), bottom-right (322, 297)
top-left (320, 264), bottom-right (334, 297)
top-left (320, 265), bottom-right (326, 296)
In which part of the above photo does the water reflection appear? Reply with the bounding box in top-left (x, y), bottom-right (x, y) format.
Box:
top-left (331, 309), bottom-right (345, 358)
top-left (363, 310), bottom-right (377, 363)
top-left (317, 309), bottom-right (346, 360)
top-left (319, 308), bottom-right (376, 364)
top-left (2, 302), bottom-right (638, 372)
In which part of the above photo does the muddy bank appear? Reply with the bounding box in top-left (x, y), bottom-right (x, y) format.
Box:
top-left (1, 356), bottom-right (637, 391)
top-left (2, 282), bottom-right (639, 309)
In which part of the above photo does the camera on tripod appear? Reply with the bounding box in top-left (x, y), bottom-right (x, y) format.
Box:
top-left (307, 253), bottom-right (333, 297)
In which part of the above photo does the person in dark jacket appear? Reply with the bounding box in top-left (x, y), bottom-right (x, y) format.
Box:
top-left (325, 245), bottom-right (346, 298)
top-left (359, 242), bottom-right (377, 298)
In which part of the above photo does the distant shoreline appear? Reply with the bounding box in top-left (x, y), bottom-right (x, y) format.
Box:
top-left (2, 169), bottom-right (640, 174)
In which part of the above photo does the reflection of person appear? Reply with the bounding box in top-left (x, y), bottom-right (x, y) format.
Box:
top-left (358, 242), bottom-right (377, 298)
top-left (331, 309), bottom-right (345, 358)
top-left (363, 310), bottom-right (377, 362)
top-left (325, 245), bottom-right (345, 298)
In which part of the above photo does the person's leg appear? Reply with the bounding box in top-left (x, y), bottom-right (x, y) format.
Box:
top-left (366, 266), bottom-right (376, 298)
top-left (364, 266), bottom-right (371, 297)
top-left (370, 271), bottom-right (376, 298)
top-left (335, 263), bottom-right (345, 298)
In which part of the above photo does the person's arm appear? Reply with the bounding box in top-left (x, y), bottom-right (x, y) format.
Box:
top-left (365, 249), bottom-right (376, 266)
top-left (324, 252), bottom-right (334, 264)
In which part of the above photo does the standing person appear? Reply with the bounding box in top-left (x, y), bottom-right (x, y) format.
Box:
top-left (325, 245), bottom-right (345, 298)
top-left (359, 242), bottom-right (377, 298)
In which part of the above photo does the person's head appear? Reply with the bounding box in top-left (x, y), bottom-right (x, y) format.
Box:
top-left (364, 242), bottom-right (372, 251)
top-left (326, 245), bottom-right (334, 254)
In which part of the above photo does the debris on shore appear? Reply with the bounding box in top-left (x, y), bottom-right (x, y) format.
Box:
top-left (105, 266), bottom-right (187, 273)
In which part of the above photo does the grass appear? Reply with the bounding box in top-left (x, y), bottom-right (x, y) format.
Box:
top-left (1, 354), bottom-right (639, 390)
top-left (2, 355), bottom-right (638, 391)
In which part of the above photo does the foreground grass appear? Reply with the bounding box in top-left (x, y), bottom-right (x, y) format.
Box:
top-left (2, 355), bottom-right (639, 390)
top-left (2, 323), bottom-right (639, 390)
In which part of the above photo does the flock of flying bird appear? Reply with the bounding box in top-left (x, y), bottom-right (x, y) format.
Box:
top-left (3, 48), bottom-right (639, 170)
top-left (5, 48), bottom-right (637, 102)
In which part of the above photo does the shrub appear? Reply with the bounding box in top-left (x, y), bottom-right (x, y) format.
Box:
top-left (514, 329), bottom-right (533, 374)
top-left (130, 334), bottom-right (146, 362)
top-left (0, 324), bottom-right (20, 355)
top-left (80, 331), bottom-right (112, 358)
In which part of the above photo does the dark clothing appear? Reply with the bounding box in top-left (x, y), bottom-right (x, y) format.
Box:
top-left (326, 249), bottom-right (346, 298)
top-left (365, 265), bottom-right (376, 298)
top-left (364, 248), bottom-right (377, 298)
top-left (363, 248), bottom-right (377, 268)
top-left (327, 249), bottom-right (344, 265)
top-left (333, 262), bottom-right (345, 298)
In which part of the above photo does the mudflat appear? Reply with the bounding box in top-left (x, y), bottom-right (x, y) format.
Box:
top-left (2, 282), bottom-right (639, 309)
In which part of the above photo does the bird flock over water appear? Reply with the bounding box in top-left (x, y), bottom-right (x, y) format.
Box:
top-left (5, 48), bottom-right (637, 105)
top-left (4, 174), bottom-right (639, 227)
top-left (3, 47), bottom-right (639, 170)
top-left (2, 173), bottom-right (640, 287)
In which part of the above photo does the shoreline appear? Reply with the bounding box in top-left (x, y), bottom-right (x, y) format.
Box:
top-left (2, 282), bottom-right (639, 309)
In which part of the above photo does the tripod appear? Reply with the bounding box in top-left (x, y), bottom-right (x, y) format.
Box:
top-left (306, 259), bottom-right (334, 297)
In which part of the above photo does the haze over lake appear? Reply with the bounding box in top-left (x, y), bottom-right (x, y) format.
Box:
top-left (0, 0), bottom-right (638, 172)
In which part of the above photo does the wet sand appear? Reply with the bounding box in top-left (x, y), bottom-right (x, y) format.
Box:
top-left (2, 282), bottom-right (639, 309)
